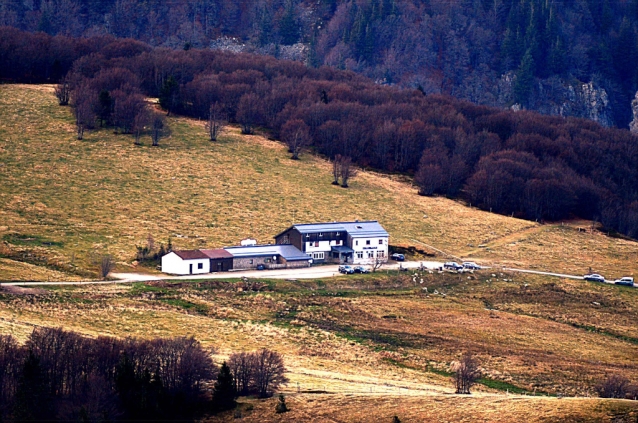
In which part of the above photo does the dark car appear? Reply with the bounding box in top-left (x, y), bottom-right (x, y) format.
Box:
top-left (583, 273), bottom-right (605, 283)
top-left (353, 266), bottom-right (370, 273)
top-left (462, 262), bottom-right (481, 270)
top-left (444, 262), bottom-right (463, 271)
top-left (338, 265), bottom-right (354, 274)
top-left (391, 253), bottom-right (405, 261)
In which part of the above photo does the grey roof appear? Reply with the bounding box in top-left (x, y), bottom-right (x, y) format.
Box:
top-left (331, 245), bottom-right (354, 253)
top-left (224, 244), bottom-right (311, 261)
top-left (274, 220), bottom-right (388, 239)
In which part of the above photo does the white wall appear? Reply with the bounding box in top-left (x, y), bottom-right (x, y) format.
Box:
top-left (161, 252), bottom-right (210, 275)
top-left (350, 237), bottom-right (389, 265)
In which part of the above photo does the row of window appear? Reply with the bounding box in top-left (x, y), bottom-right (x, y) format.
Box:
top-left (356, 251), bottom-right (385, 259)
top-left (355, 239), bottom-right (384, 246)
top-left (312, 252), bottom-right (324, 260)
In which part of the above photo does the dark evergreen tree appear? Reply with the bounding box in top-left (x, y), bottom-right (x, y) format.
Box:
top-left (513, 49), bottom-right (535, 107)
top-left (212, 362), bottom-right (236, 412)
top-left (97, 90), bottom-right (113, 127)
top-left (13, 351), bottom-right (52, 422)
top-left (159, 76), bottom-right (179, 116)
top-left (279, 4), bottom-right (299, 45)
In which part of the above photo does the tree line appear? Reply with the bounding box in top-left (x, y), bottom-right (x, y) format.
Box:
top-left (1, 0), bottom-right (637, 127)
top-left (3, 27), bottom-right (638, 238)
top-left (0, 327), bottom-right (287, 422)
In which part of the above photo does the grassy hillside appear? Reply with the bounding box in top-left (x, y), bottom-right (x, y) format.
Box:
top-left (1, 84), bottom-right (637, 281)
top-left (2, 274), bottom-right (638, 421)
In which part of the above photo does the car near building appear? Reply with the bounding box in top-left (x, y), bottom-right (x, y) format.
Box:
top-left (339, 265), bottom-right (355, 274)
top-left (462, 262), bottom-right (481, 270)
top-left (444, 262), bottom-right (463, 271)
top-left (391, 253), bottom-right (405, 261)
top-left (614, 277), bottom-right (634, 286)
top-left (274, 220), bottom-right (389, 265)
top-left (583, 273), bottom-right (605, 283)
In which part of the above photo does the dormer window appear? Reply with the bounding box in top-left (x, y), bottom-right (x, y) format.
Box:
top-left (319, 233), bottom-right (323, 237)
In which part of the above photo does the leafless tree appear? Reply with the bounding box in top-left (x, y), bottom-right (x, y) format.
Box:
top-left (339, 156), bottom-right (357, 188)
top-left (54, 78), bottom-right (70, 106)
top-left (236, 93), bottom-right (261, 135)
top-left (332, 154), bottom-right (342, 185)
top-left (0, 335), bottom-right (22, 417)
top-left (596, 374), bottom-right (630, 398)
top-left (132, 106), bottom-right (151, 145)
top-left (372, 257), bottom-right (383, 272)
top-left (151, 114), bottom-right (168, 147)
top-left (281, 119), bottom-right (311, 160)
top-left (72, 82), bottom-right (96, 140)
top-left (454, 352), bottom-right (481, 394)
top-left (112, 90), bottom-right (146, 134)
top-left (252, 349), bottom-right (288, 398)
top-left (99, 255), bottom-right (115, 279)
top-left (227, 352), bottom-right (254, 396)
top-left (206, 102), bottom-right (226, 141)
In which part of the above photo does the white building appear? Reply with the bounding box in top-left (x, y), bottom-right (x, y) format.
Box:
top-left (161, 250), bottom-right (210, 275)
top-left (274, 220), bottom-right (389, 265)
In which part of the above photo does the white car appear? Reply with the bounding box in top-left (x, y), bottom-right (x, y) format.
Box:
top-left (583, 274), bottom-right (605, 283)
top-left (462, 262), bottom-right (481, 270)
top-left (614, 277), bottom-right (634, 287)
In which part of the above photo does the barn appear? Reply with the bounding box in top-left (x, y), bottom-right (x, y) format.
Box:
top-left (201, 249), bottom-right (234, 272)
top-left (161, 250), bottom-right (210, 275)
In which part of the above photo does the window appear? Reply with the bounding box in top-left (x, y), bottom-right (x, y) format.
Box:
top-left (314, 241), bottom-right (319, 247)
top-left (367, 252), bottom-right (374, 258)
top-left (379, 239), bottom-right (383, 245)
top-left (249, 259), bottom-right (253, 264)
top-left (197, 263), bottom-right (203, 269)
top-left (355, 240), bottom-right (359, 246)
top-left (319, 232), bottom-right (323, 237)
top-left (378, 251), bottom-right (385, 258)
top-left (313, 252), bottom-right (324, 260)
top-left (366, 240), bottom-right (371, 245)
top-left (357, 252), bottom-right (363, 259)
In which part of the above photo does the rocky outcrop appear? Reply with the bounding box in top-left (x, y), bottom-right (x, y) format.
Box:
top-left (496, 73), bottom-right (615, 127)
top-left (630, 91), bottom-right (638, 134)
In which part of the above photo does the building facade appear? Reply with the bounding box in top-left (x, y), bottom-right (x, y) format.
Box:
top-left (274, 221), bottom-right (389, 265)
top-left (161, 250), bottom-right (211, 275)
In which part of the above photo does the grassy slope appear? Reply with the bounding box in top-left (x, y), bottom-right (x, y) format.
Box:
top-left (2, 84), bottom-right (638, 420)
top-left (2, 84), bottom-right (637, 281)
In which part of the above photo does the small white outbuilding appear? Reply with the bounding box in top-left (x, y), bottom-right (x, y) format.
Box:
top-left (161, 250), bottom-right (210, 275)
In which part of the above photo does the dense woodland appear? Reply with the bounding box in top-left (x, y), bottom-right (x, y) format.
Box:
top-left (0, 327), bottom-right (287, 421)
top-left (1, 0), bottom-right (638, 127)
top-left (2, 27), bottom-right (638, 238)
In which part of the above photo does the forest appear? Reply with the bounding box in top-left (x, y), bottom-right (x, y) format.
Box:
top-left (0, 327), bottom-right (287, 422)
top-left (2, 27), bottom-right (638, 238)
top-left (0, 0), bottom-right (637, 127)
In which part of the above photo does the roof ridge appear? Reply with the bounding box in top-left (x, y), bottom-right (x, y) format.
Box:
top-left (293, 220), bottom-right (378, 226)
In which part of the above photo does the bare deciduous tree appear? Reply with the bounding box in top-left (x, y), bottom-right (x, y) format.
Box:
top-left (151, 114), bottom-right (168, 147)
top-left (339, 155), bottom-right (357, 188)
top-left (99, 255), bottom-right (115, 280)
top-left (236, 93), bottom-right (261, 135)
top-left (596, 374), bottom-right (630, 398)
top-left (227, 352), bottom-right (254, 396)
top-left (252, 349), bottom-right (288, 398)
top-left (454, 352), bottom-right (481, 394)
top-left (332, 154), bottom-right (342, 185)
top-left (206, 102), bottom-right (226, 141)
top-left (281, 119), bottom-right (311, 160)
top-left (72, 82), bottom-right (95, 140)
top-left (132, 106), bottom-right (150, 145)
top-left (54, 78), bottom-right (70, 106)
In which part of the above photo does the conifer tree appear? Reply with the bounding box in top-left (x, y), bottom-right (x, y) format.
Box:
top-left (212, 362), bottom-right (236, 411)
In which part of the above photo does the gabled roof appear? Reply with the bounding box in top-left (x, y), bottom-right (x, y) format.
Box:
top-left (200, 249), bottom-right (233, 259)
top-left (274, 220), bottom-right (388, 239)
top-left (223, 244), bottom-right (311, 261)
top-left (172, 250), bottom-right (209, 260)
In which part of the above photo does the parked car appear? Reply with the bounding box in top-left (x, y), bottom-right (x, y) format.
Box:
top-left (462, 262), bottom-right (481, 270)
top-left (614, 277), bottom-right (634, 286)
top-left (353, 266), bottom-right (370, 273)
top-left (583, 273), bottom-right (605, 283)
top-left (338, 265), bottom-right (355, 274)
top-left (256, 264), bottom-right (265, 270)
top-left (391, 253), bottom-right (405, 261)
top-left (444, 262), bottom-right (463, 271)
